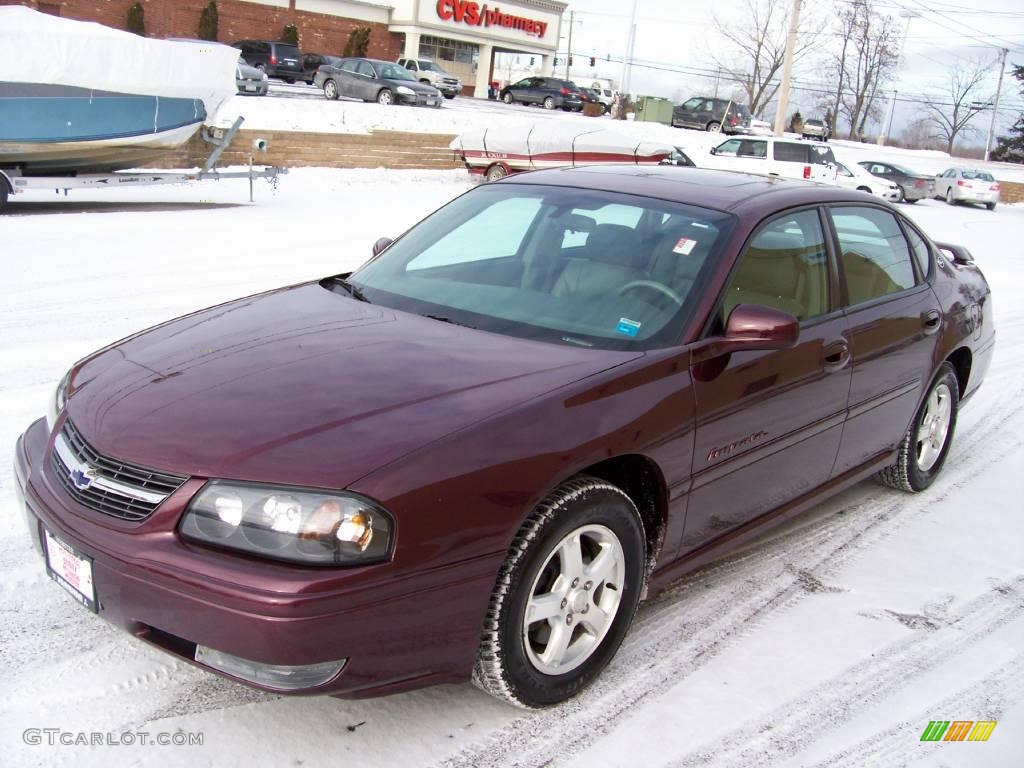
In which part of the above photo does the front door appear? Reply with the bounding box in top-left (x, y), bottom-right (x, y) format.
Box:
top-left (827, 205), bottom-right (942, 474)
top-left (681, 208), bottom-right (851, 552)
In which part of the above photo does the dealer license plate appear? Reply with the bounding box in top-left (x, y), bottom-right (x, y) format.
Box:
top-left (43, 527), bottom-right (97, 612)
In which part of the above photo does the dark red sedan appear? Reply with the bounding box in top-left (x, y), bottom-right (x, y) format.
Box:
top-left (14, 167), bottom-right (994, 708)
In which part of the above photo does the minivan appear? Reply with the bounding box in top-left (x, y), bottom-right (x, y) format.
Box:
top-left (232, 40), bottom-right (303, 83)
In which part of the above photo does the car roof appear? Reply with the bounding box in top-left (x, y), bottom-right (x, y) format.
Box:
top-left (501, 166), bottom-right (874, 214)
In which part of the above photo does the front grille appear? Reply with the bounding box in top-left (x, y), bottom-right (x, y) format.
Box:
top-left (51, 420), bottom-right (187, 521)
top-left (442, 77), bottom-right (459, 86)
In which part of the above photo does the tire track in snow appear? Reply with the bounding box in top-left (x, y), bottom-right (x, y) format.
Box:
top-left (802, 650), bottom-right (1024, 768)
top-left (439, 379), bottom-right (1024, 768)
top-left (668, 577), bottom-right (1024, 768)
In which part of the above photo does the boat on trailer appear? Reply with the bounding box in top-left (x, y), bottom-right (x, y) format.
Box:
top-left (0, 6), bottom-right (238, 175)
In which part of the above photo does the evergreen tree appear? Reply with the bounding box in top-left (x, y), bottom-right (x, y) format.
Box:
top-left (342, 27), bottom-right (371, 58)
top-left (991, 64), bottom-right (1024, 163)
top-left (281, 24), bottom-right (299, 45)
top-left (788, 110), bottom-right (804, 134)
top-left (198, 1), bottom-right (219, 42)
top-left (126, 2), bottom-right (145, 36)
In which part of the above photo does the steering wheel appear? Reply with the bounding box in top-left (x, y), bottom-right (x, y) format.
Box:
top-left (617, 280), bottom-right (683, 306)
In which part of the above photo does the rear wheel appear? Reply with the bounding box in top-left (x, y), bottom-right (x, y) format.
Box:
top-left (987, 202), bottom-right (996, 211)
top-left (543, 96), bottom-right (556, 110)
top-left (706, 121), bottom-right (722, 132)
top-left (473, 477), bottom-right (645, 708)
top-left (323, 80), bottom-right (339, 100)
top-left (284, 77), bottom-right (296, 84)
top-left (876, 363), bottom-right (959, 492)
top-left (377, 89), bottom-right (394, 106)
top-left (946, 187), bottom-right (956, 205)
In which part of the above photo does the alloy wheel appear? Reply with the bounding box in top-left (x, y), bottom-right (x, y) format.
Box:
top-left (916, 383), bottom-right (952, 472)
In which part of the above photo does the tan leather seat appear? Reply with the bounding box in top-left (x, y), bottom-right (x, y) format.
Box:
top-left (722, 232), bottom-right (826, 321)
top-left (552, 223), bottom-right (646, 298)
top-left (842, 251), bottom-right (902, 304)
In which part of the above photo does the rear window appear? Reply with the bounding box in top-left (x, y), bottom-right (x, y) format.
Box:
top-left (275, 44), bottom-right (300, 57)
top-left (962, 170), bottom-right (995, 182)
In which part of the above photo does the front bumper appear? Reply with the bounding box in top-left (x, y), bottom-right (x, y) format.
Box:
top-left (398, 92), bottom-right (442, 107)
top-left (14, 417), bottom-right (496, 698)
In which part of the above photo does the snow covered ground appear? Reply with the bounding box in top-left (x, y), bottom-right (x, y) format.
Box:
top-left (1, 168), bottom-right (1022, 768)
top-left (213, 83), bottom-right (1024, 184)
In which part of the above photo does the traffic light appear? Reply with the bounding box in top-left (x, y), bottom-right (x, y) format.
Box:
top-left (530, 56), bottom-right (535, 66)
top-left (554, 57), bottom-right (559, 66)
top-left (569, 55), bottom-right (574, 66)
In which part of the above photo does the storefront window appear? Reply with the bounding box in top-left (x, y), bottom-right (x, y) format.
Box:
top-left (419, 35), bottom-right (478, 76)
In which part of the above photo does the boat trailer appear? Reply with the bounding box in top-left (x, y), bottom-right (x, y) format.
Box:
top-left (0, 118), bottom-right (285, 212)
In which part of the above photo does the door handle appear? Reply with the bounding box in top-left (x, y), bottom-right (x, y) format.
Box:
top-left (823, 340), bottom-right (850, 372)
top-left (921, 309), bottom-right (941, 336)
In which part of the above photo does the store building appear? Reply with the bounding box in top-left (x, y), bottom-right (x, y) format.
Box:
top-left (388, 0), bottom-right (566, 97)
top-left (3, 0), bottom-right (565, 98)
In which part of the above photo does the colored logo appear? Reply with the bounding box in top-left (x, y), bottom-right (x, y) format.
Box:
top-left (920, 720), bottom-right (997, 742)
top-left (69, 467), bottom-right (97, 491)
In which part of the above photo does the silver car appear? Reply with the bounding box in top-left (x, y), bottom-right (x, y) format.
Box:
top-left (801, 118), bottom-right (830, 142)
top-left (237, 57), bottom-right (268, 96)
top-left (933, 167), bottom-right (1000, 211)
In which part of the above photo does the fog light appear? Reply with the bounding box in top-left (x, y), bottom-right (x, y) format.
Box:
top-left (195, 645), bottom-right (346, 690)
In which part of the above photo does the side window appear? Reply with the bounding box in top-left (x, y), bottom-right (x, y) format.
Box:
top-left (704, 100), bottom-right (715, 111)
top-left (258, 42), bottom-right (270, 55)
top-left (831, 206), bottom-right (916, 305)
top-left (903, 223), bottom-right (931, 278)
top-left (773, 142), bottom-right (807, 163)
top-left (407, 197), bottom-right (543, 270)
top-left (868, 164), bottom-right (886, 175)
top-left (340, 60), bottom-right (358, 73)
top-left (722, 210), bottom-right (829, 322)
top-left (714, 139), bottom-right (743, 156)
top-left (737, 140), bottom-right (767, 158)
top-left (357, 61), bottom-right (376, 77)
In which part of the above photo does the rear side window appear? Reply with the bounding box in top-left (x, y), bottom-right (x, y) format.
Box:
top-left (341, 60), bottom-right (358, 73)
top-left (808, 144), bottom-right (836, 166)
top-left (831, 207), bottom-right (916, 305)
top-left (722, 210), bottom-right (829, 322)
top-left (773, 143), bottom-right (807, 163)
top-left (903, 223), bottom-right (931, 277)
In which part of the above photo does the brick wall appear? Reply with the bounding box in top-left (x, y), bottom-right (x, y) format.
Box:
top-left (1, 0), bottom-right (402, 60)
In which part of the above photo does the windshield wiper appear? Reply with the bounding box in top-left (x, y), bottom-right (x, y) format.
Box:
top-left (424, 314), bottom-right (476, 329)
top-left (331, 277), bottom-right (371, 303)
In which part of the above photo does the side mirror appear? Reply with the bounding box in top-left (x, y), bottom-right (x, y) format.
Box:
top-left (694, 304), bottom-right (799, 361)
top-left (372, 237), bottom-right (393, 257)
top-left (709, 147), bottom-right (718, 156)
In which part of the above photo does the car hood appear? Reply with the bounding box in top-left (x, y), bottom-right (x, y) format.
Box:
top-left (66, 282), bottom-right (638, 489)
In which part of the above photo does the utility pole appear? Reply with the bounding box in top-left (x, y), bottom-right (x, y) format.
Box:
top-left (620, 0), bottom-right (639, 96)
top-left (773, 0), bottom-right (802, 136)
top-left (985, 47), bottom-right (1009, 162)
top-left (878, 11), bottom-right (918, 145)
top-left (565, 10), bottom-right (574, 81)
top-left (878, 89), bottom-right (898, 145)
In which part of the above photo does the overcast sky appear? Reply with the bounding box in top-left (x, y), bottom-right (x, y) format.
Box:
top-left (544, 0), bottom-right (1024, 142)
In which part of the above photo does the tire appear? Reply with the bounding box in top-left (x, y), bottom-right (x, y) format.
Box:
top-left (473, 477), bottom-right (645, 708)
top-left (323, 80), bottom-right (339, 101)
top-left (906, 198), bottom-right (919, 204)
top-left (0, 179), bottom-right (8, 213)
top-left (946, 187), bottom-right (956, 205)
top-left (706, 121), bottom-right (722, 133)
top-left (986, 202), bottom-right (996, 211)
top-left (377, 89), bottom-right (394, 106)
top-left (876, 363), bottom-right (959, 493)
top-left (543, 96), bottom-right (556, 110)
top-left (445, 94), bottom-right (456, 100)
top-left (284, 78), bottom-right (295, 85)
top-left (485, 163), bottom-right (509, 182)
top-left (502, 91), bottom-right (514, 104)
top-left (897, 187), bottom-right (907, 203)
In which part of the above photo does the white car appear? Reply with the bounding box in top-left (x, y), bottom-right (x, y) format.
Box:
top-left (933, 167), bottom-right (1000, 211)
top-left (833, 160), bottom-right (900, 201)
top-left (704, 136), bottom-right (837, 182)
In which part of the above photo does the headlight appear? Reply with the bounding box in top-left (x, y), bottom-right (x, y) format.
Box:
top-left (180, 480), bottom-right (394, 566)
top-left (396, 85), bottom-right (415, 96)
top-left (46, 369), bottom-right (71, 435)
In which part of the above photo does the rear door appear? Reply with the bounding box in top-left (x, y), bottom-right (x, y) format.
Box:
top-left (683, 207), bottom-right (851, 550)
top-left (354, 59), bottom-right (378, 100)
top-left (336, 59), bottom-right (360, 98)
top-left (827, 204), bottom-right (942, 475)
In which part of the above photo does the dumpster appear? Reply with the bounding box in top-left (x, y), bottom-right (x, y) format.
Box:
top-left (634, 95), bottom-right (673, 125)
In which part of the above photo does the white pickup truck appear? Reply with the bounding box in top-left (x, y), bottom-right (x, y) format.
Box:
top-left (396, 58), bottom-right (462, 99)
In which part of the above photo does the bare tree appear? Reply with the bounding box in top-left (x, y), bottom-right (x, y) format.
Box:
top-left (838, 0), bottom-right (901, 140)
top-left (923, 58), bottom-right (994, 154)
top-left (712, 0), bottom-right (820, 117)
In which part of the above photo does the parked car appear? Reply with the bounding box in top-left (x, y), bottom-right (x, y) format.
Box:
top-left (17, 166), bottom-right (992, 708)
top-left (747, 118), bottom-right (773, 136)
top-left (801, 118), bottom-right (830, 141)
top-left (231, 40), bottom-right (303, 83)
top-left (857, 161), bottom-right (933, 203)
top-left (833, 160), bottom-right (900, 201)
top-left (706, 136), bottom-right (838, 182)
top-left (585, 79), bottom-right (615, 109)
top-left (932, 167), bottom-right (1000, 211)
top-left (672, 97), bottom-right (751, 133)
top-left (577, 87), bottom-right (607, 113)
top-left (499, 77), bottom-right (583, 111)
top-left (235, 57), bottom-right (269, 96)
top-left (396, 57), bottom-right (462, 99)
top-left (315, 58), bottom-right (442, 106)
top-left (300, 53), bottom-right (342, 85)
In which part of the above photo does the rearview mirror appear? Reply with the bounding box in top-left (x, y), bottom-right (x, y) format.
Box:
top-left (693, 304), bottom-right (799, 361)
top-left (372, 237), bottom-right (393, 256)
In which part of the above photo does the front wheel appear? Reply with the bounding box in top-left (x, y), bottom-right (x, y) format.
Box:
top-left (876, 363), bottom-right (959, 492)
top-left (473, 477), bottom-right (645, 708)
top-left (377, 89), bottom-right (394, 106)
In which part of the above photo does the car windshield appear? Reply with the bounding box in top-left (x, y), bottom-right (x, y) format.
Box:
top-left (419, 61), bottom-right (445, 73)
top-left (376, 63), bottom-right (415, 81)
top-left (346, 184), bottom-right (736, 350)
top-left (806, 120), bottom-right (823, 127)
top-left (962, 170), bottom-right (995, 181)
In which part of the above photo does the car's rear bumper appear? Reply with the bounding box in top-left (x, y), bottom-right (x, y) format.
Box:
top-left (14, 417), bottom-right (497, 698)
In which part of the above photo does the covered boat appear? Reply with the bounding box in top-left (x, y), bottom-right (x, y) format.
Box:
top-left (450, 123), bottom-right (686, 181)
top-left (0, 7), bottom-right (239, 174)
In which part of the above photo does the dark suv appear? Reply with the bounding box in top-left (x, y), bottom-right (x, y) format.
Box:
top-left (232, 40), bottom-right (303, 83)
top-left (672, 97), bottom-right (751, 134)
top-left (499, 77), bottom-right (583, 111)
